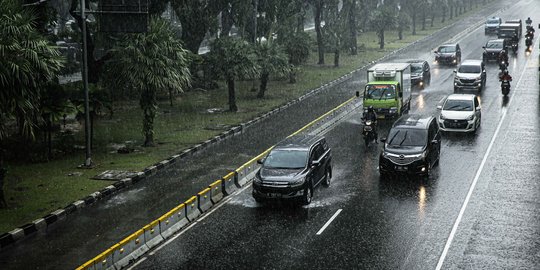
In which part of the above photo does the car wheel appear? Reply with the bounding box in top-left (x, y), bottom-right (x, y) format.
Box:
top-left (302, 183), bottom-right (313, 205)
top-left (322, 169), bottom-right (331, 187)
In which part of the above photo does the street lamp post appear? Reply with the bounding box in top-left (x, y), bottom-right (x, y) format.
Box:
top-left (80, 0), bottom-right (92, 167)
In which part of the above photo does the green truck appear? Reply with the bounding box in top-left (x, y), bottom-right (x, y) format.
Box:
top-left (363, 63), bottom-right (412, 119)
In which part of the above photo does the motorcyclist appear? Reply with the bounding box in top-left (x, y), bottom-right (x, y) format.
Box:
top-left (525, 26), bottom-right (535, 38)
top-left (498, 49), bottom-right (508, 68)
top-left (500, 70), bottom-right (512, 84)
top-left (362, 106), bottom-right (378, 143)
top-left (526, 17), bottom-right (532, 26)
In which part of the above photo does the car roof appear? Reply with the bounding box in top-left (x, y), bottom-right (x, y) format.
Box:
top-left (487, 39), bottom-right (505, 43)
top-left (439, 43), bottom-right (458, 47)
top-left (392, 114), bottom-right (433, 130)
top-left (274, 134), bottom-right (324, 150)
top-left (397, 59), bottom-right (427, 64)
top-left (446, 94), bottom-right (475, 101)
top-left (460, 59), bottom-right (483, 66)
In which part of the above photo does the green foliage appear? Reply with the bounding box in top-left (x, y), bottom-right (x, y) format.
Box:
top-left (255, 41), bottom-right (290, 98)
top-left (207, 37), bottom-right (260, 81)
top-left (281, 31), bottom-right (311, 66)
top-left (0, 0), bottom-right (63, 140)
top-left (369, 5), bottom-right (397, 48)
top-left (104, 17), bottom-right (192, 146)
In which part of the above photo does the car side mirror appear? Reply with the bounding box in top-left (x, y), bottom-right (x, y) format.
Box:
top-left (482, 46), bottom-right (486, 49)
top-left (380, 138), bottom-right (387, 143)
top-left (476, 107), bottom-right (481, 111)
top-left (355, 91), bottom-right (359, 97)
top-left (431, 139), bottom-right (439, 145)
top-left (310, 160), bottom-right (320, 167)
top-left (399, 92), bottom-right (403, 98)
top-left (453, 69), bottom-right (457, 73)
top-left (257, 159), bottom-right (263, 164)
top-left (436, 105), bottom-right (442, 110)
top-left (433, 50), bottom-right (438, 54)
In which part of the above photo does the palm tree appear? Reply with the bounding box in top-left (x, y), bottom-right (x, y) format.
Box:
top-left (282, 31), bottom-right (311, 83)
top-left (104, 18), bottom-right (192, 147)
top-left (370, 6), bottom-right (397, 49)
top-left (206, 37), bottom-right (259, 112)
top-left (0, 0), bottom-right (62, 208)
top-left (255, 42), bottom-right (289, 98)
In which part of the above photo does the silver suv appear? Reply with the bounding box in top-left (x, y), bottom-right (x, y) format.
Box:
top-left (453, 60), bottom-right (486, 92)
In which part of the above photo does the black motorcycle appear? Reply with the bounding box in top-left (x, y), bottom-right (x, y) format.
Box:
top-left (511, 42), bottom-right (518, 54)
top-left (500, 80), bottom-right (511, 96)
top-left (525, 36), bottom-right (533, 52)
top-left (362, 119), bottom-right (377, 147)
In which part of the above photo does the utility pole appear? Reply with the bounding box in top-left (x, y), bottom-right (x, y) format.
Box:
top-left (80, 0), bottom-right (92, 167)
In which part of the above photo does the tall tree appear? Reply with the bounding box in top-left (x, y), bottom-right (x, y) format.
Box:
top-left (0, 0), bottom-right (62, 208)
top-left (282, 31), bottom-right (311, 83)
top-left (206, 37), bottom-right (260, 112)
top-left (104, 18), bottom-right (192, 146)
top-left (171, 0), bottom-right (227, 53)
top-left (311, 0), bottom-right (325, 64)
top-left (255, 42), bottom-right (289, 98)
top-left (397, 11), bottom-right (411, 40)
top-left (370, 5), bottom-right (396, 49)
top-left (346, 0), bottom-right (358, 55)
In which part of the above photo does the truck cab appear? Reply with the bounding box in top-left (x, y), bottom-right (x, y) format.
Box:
top-left (364, 63), bottom-right (412, 119)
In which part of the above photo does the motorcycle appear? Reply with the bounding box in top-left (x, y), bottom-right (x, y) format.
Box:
top-left (500, 80), bottom-right (511, 96)
top-left (511, 43), bottom-right (518, 54)
top-left (362, 119), bottom-right (377, 147)
top-left (525, 36), bottom-right (533, 52)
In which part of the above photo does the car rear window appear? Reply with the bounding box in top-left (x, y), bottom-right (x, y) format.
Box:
top-left (458, 65), bottom-right (481, 73)
top-left (438, 46), bottom-right (455, 53)
top-left (386, 128), bottom-right (427, 147)
top-left (264, 149), bottom-right (308, 169)
top-left (486, 41), bottom-right (503, 48)
top-left (443, 99), bottom-right (473, 111)
top-left (487, 19), bottom-right (499, 24)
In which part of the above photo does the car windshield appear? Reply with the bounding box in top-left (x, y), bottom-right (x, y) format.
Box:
top-left (486, 41), bottom-right (503, 48)
top-left (386, 128), bottom-right (427, 147)
top-left (443, 99), bottom-right (473, 111)
top-left (263, 149), bottom-right (308, 169)
top-left (411, 64), bottom-right (423, 73)
top-left (487, 19), bottom-right (499, 24)
top-left (458, 65), bottom-right (481, 73)
top-left (438, 46), bottom-right (455, 53)
top-left (365, 84), bottom-right (396, 100)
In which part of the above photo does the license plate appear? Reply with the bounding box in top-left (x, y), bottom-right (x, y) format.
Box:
top-left (267, 193), bottom-right (281, 198)
top-left (395, 166), bottom-right (407, 171)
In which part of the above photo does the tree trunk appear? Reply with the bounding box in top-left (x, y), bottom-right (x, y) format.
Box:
top-left (141, 88), bottom-right (156, 147)
top-left (227, 76), bottom-right (238, 112)
top-left (314, 0), bottom-right (325, 65)
top-left (169, 88), bottom-right (174, 107)
top-left (47, 118), bottom-right (52, 160)
top-left (379, 30), bottom-right (385, 49)
top-left (449, 5), bottom-right (453, 20)
top-left (0, 149), bottom-right (7, 208)
top-left (221, 7), bottom-right (234, 37)
top-left (412, 12), bottom-right (417, 35)
top-left (421, 9), bottom-right (426, 30)
top-left (289, 66), bottom-right (297, 83)
top-left (334, 48), bottom-right (340, 67)
top-left (431, 9), bottom-right (435, 27)
top-left (257, 72), bottom-right (269, 98)
top-left (90, 111), bottom-right (94, 149)
top-left (442, 7), bottom-right (446, 23)
top-left (398, 28), bottom-right (403, 40)
top-left (348, 0), bottom-right (358, 55)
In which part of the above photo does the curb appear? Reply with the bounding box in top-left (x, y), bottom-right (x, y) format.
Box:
top-left (0, 5), bottom-right (501, 251)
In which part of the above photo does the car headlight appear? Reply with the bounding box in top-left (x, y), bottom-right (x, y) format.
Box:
top-left (389, 107), bottom-right (397, 113)
top-left (254, 172), bottom-right (262, 184)
top-left (290, 177), bottom-right (305, 186)
top-left (439, 114), bottom-right (446, 120)
top-left (468, 114), bottom-right (475, 120)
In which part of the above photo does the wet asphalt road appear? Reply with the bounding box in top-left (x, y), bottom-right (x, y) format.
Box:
top-left (1, 0), bottom-right (538, 269)
top-left (132, 1), bottom-right (540, 270)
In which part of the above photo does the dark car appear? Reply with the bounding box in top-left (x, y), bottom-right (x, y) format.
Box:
top-left (252, 135), bottom-right (332, 205)
top-left (434, 43), bottom-right (461, 66)
top-left (484, 17), bottom-right (502, 34)
top-left (402, 59), bottom-right (431, 89)
top-left (379, 114), bottom-right (441, 178)
top-left (483, 39), bottom-right (507, 62)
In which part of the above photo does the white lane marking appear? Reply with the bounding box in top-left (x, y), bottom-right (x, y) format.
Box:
top-left (127, 257), bottom-right (147, 270)
top-left (316, 209), bottom-right (343, 235)
top-left (435, 35), bottom-right (535, 270)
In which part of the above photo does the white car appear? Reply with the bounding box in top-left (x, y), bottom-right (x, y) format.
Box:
top-left (437, 94), bottom-right (481, 133)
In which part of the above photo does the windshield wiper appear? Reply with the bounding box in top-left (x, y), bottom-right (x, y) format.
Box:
top-left (378, 88), bottom-right (388, 100)
top-left (388, 130), bottom-right (401, 145)
top-left (398, 131), bottom-right (408, 146)
top-left (445, 105), bottom-right (462, 110)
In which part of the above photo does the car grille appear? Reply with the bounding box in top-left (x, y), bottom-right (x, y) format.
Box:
top-left (261, 181), bottom-right (289, 188)
top-left (444, 119), bottom-right (468, 129)
top-left (459, 79), bottom-right (476, 84)
top-left (386, 154), bottom-right (418, 165)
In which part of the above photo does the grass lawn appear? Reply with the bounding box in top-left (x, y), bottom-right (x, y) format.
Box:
top-left (0, 7), bottom-right (486, 233)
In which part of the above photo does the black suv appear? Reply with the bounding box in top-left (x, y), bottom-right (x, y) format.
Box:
top-left (379, 114), bottom-right (441, 178)
top-left (434, 43), bottom-right (461, 66)
top-left (402, 59), bottom-right (431, 89)
top-left (483, 39), bottom-right (507, 62)
top-left (252, 135), bottom-right (332, 205)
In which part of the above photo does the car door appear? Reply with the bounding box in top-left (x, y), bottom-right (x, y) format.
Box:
top-left (456, 44), bottom-right (461, 60)
top-left (428, 119), bottom-right (441, 165)
top-left (309, 144), bottom-right (323, 185)
top-left (423, 62), bottom-right (431, 82)
top-left (474, 96), bottom-right (482, 123)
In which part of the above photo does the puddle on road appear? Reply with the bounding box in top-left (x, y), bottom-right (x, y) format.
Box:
top-left (102, 187), bottom-right (146, 209)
